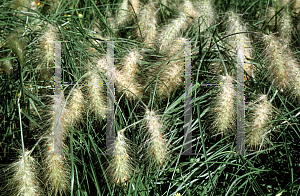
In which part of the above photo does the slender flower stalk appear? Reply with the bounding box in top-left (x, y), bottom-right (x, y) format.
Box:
top-left (106, 129), bottom-right (134, 187)
top-left (246, 95), bottom-right (275, 151)
top-left (210, 75), bottom-right (236, 137)
top-left (3, 149), bottom-right (42, 196)
top-left (144, 109), bottom-right (168, 165)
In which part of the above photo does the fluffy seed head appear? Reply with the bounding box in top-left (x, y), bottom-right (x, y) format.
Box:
top-left (137, 2), bottom-right (158, 47)
top-left (226, 11), bottom-right (253, 79)
top-left (43, 95), bottom-right (70, 195)
top-left (279, 8), bottom-right (293, 45)
top-left (263, 34), bottom-right (300, 96)
top-left (156, 38), bottom-right (186, 98)
top-left (179, 0), bottom-right (200, 19)
top-left (210, 75), bottom-right (236, 137)
top-left (145, 109), bottom-right (168, 165)
top-left (86, 71), bottom-right (107, 119)
top-left (106, 129), bottom-right (133, 187)
top-left (3, 150), bottom-right (42, 196)
top-left (159, 12), bottom-right (188, 51)
top-left (292, 0), bottom-right (300, 14)
top-left (265, 7), bottom-right (276, 28)
top-left (196, 0), bottom-right (216, 32)
top-left (246, 95), bottom-right (274, 151)
top-left (64, 87), bottom-right (85, 125)
top-left (114, 0), bottom-right (131, 28)
top-left (36, 23), bottom-right (58, 81)
top-left (122, 49), bottom-right (141, 77)
top-left (129, 0), bottom-right (140, 15)
top-left (115, 69), bottom-right (144, 100)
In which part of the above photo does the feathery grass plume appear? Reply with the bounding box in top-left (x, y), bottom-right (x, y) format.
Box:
top-left (10, 0), bottom-right (40, 14)
top-left (246, 94), bottom-right (275, 151)
top-left (263, 34), bottom-right (300, 98)
top-left (85, 70), bottom-right (107, 119)
top-left (106, 129), bottom-right (134, 187)
top-left (158, 12), bottom-right (188, 51)
top-left (64, 87), bottom-right (85, 126)
top-left (115, 49), bottom-right (144, 100)
top-left (155, 37), bottom-right (186, 98)
top-left (5, 33), bottom-right (25, 65)
top-left (144, 108), bottom-right (169, 165)
top-left (43, 94), bottom-right (70, 195)
top-left (279, 8), bottom-right (293, 45)
top-left (3, 149), bottom-right (43, 196)
top-left (210, 75), bottom-right (236, 137)
top-left (265, 7), bottom-right (277, 30)
top-left (195, 0), bottom-right (216, 32)
top-left (113, 0), bottom-right (132, 29)
top-left (137, 1), bottom-right (158, 47)
top-left (179, 0), bottom-right (200, 19)
top-left (37, 23), bottom-right (58, 82)
top-left (122, 49), bottom-right (141, 76)
top-left (129, 0), bottom-right (140, 16)
top-left (280, 0), bottom-right (291, 8)
top-left (0, 54), bottom-right (13, 75)
top-left (292, 0), bottom-right (300, 14)
top-left (115, 69), bottom-right (144, 100)
top-left (226, 11), bottom-right (253, 79)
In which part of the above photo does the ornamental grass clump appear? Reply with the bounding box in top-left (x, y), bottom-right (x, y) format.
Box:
top-left (2, 149), bottom-right (43, 196)
top-left (210, 75), bottom-right (236, 137)
top-left (144, 108), bottom-right (169, 165)
top-left (246, 94), bottom-right (275, 151)
top-left (106, 129), bottom-right (134, 187)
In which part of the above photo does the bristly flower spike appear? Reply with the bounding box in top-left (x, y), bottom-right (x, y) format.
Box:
top-left (144, 108), bottom-right (169, 165)
top-left (246, 94), bottom-right (275, 151)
